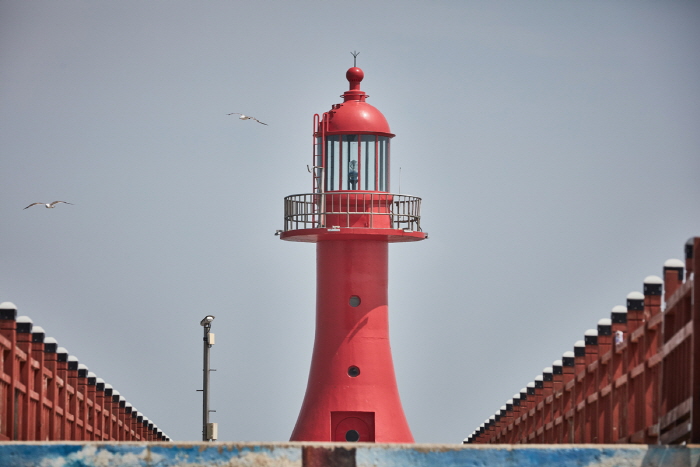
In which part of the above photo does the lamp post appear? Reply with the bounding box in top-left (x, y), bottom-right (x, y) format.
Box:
top-left (200, 315), bottom-right (217, 441)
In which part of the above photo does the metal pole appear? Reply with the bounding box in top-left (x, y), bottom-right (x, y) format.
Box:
top-left (203, 322), bottom-right (210, 441)
top-left (200, 315), bottom-right (215, 441)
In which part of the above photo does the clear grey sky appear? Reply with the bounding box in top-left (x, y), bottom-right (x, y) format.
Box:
top-left (1, 1), bottom-right (699, 443)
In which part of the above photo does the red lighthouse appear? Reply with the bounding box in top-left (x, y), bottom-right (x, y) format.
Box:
top-left (280, 64), bottom-right (426, 443)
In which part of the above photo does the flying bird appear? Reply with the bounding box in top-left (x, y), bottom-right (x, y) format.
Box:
top-left (227, 113), bottom-right (267, 125)
top-left (24, 201), bottom-right (74, 210)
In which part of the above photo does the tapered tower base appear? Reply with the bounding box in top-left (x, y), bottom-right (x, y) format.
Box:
top-left (289, 240), bottom-right (413, 443)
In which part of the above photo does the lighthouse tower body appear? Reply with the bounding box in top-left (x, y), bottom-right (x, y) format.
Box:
top-left (281, 67), bottom-right (426, 443)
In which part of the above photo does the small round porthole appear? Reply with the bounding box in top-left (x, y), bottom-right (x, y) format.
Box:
top-left (348, 366), bottom-right (360, 377)
top-left (345, 429), bottom-right (360, 442)
top-left (349, 296), bottom-right (361, 307)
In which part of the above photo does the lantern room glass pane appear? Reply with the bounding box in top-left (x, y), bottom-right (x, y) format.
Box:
top-left (342, 135), bottom-right (359, 190)
top-left (326, 136), bottom-right (340, 191)
top-left (378, 136), bottom-right (389, 192)
top-left (361, 135), bottom-right (376, 190)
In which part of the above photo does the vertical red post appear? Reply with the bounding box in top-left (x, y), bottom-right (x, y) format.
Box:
top-left (525, 382), bottom-right (536, 439)
top-left (597, 318), bottom-right (612, 443)
top-left (484, 416), bottom-right (495, 443)
top-left (474, 423), bottom-right (484, 443)
top-left (512, 393), bottom-right (525, 443)
top-left (646, 268), bottom-right (668, 443)
top-left (120, 396), bottom-right (129, 440)
top-left (583, 329), bottom-right (599, 443)
top-left (141, 414), bottom-right (149, 441)
top-left (102, 384), bottom-right (114, 440)
top-left (508, 395), bottom-right (521, 443)
top-left (503, 400), bottom-right (515, 442)
top-left (140, 416), bottom-right (147, 441)
top-left (573, 340), bottom-right (586, 442)
top-left (95, 378), bottom-right (106, 440)
top-left (499, 405), bottom-right (509, 442)
top-left (85, 371), bottom-right (97, 440)
top-left (30, 326), bottom-right (47, 441)
top-left (112, 392), bottom-right (121, 441)
top-left (688, 237), bottom-right (700, 444)
top-left (43, 337), bottom-right (59, 440)
top-left (147, 419), bottom-right (155, 441)
top-left (66, 356), bottom-right (79, 440)
top-left (532, 375), bottom-right (544, 441)
top-left (55, 347), bottom-right (69, 439)
top-left (626, 289), bottom-right (645, 442)
top-left (610, 304), bottom-right (628, 442)
top-left (108, 390), bottom-right (117, 440)
top-left (130, 410), bottom-right (140, 440)
top-left (112, 390), bottom-right (128, 441)
top-left (551, 360), bottom-right (564, 443)
top-left (561, 351), bottom-right (576, 443)
top-left (0, 302), bottom-right (18, 441)
top-left (136, 413), bottom-right (145, 441)
top-left (491, 411), bottom-right (502, 443)
top-left (16, 316), bottom-right (34, 440)
top-left (541, 367), bottom-right (554, 442)
top-left (124, 403), bottom-right (133, 440)
top-left (76, 363), bottom-right (89, 440)
top-left (518, 388), bottom-right (529, 443)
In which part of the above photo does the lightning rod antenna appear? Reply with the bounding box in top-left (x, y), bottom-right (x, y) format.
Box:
top-left (351, 51), bottom-right (360, 67)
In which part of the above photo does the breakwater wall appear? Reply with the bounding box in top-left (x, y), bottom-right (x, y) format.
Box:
top-left (0, 442), bottom-right (698, 466)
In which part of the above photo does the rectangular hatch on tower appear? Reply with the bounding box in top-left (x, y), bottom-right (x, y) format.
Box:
top-left (331, 411), bottom-right (375, 442)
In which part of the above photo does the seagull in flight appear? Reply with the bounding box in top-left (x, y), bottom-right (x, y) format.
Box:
top-left (227, 113), bottom-right (267, 125)
top-left (24, 201), bottom-right (74, 210)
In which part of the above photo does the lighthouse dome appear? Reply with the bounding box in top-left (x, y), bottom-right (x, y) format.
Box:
top-left (326, 101), bottom-right (392, 134)
top-left (324, 67), bottom-right (393, 136)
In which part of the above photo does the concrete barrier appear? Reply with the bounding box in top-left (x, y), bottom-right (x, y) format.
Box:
top-left (0, 442), bottom-right (698, 466)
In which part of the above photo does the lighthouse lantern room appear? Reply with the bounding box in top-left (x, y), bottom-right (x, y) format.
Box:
top-left (280, 63), bottom-right (426, 443)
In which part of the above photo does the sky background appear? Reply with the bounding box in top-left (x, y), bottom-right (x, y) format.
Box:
top-left (1, 1), bottom-right (699, 443)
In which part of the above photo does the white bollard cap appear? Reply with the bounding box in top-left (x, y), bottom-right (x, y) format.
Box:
top-left (664, 258), bottom-right (684, 268)
top-left (644, 275), bottom-right (663, 284)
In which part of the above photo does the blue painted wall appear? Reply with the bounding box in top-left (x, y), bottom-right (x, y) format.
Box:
top-left (0, 442), bottom-right (697, 467)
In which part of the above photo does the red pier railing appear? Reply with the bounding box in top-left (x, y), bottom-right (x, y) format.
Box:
top-left (0, 303), bottom-right (169, 441)
top-left (467, 236), bottom-right (699, 445)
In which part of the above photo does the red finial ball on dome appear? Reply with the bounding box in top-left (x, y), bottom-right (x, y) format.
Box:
top-left (346, 67), bottom-right (364, 83)
top-left (346, 67), bottom-right (364, 90)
